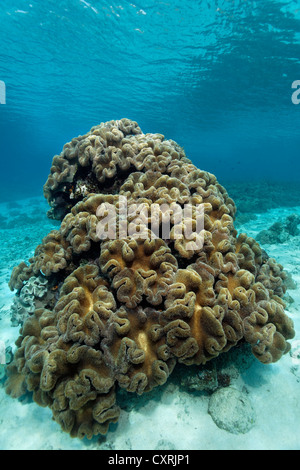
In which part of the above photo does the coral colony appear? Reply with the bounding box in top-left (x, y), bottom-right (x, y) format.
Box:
top-left (6, 119), bottom-right (295, 439)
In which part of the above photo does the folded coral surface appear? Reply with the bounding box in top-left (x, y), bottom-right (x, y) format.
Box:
top-left (5, 119), bottom-right (295, 440)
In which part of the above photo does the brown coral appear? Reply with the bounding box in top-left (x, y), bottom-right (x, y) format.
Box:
top-left (55, 264), bottom-right (115, 346)
top-left (99, 238), bottom-right (178, 308)
top-left (43, 118), bottom-right (187, 220)
top-left (102, 306), bottom-right (175, 395)
top-left (6, 119), bottom-right (295, 440)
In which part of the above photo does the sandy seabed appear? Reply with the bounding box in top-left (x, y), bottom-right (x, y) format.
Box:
top-left (0, 194), bottom-right (299, 451)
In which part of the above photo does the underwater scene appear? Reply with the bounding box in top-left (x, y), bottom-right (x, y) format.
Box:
top-left (0, 0), bottom-right (300, 453)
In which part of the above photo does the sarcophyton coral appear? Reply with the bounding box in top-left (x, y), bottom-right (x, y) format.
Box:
top-left (6, 118), bottom-right (295, 439)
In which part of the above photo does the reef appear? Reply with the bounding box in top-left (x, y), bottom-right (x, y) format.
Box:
top-left (5, 118), bottom-right (295, 440)
top-left (257, 213), bottom-right (300, 245)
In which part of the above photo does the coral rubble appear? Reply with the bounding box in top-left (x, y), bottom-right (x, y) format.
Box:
top-left (5, 119), bottom-right (295, 439)
top-left (257, 214), bottom-right (300, 245)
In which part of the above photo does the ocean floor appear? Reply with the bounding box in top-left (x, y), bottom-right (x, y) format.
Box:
top-left (0, 194), bottom-right (299, 451)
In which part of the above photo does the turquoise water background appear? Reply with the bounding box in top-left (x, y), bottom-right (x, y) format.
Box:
top-left (0, 0), bottom-right (300, 201)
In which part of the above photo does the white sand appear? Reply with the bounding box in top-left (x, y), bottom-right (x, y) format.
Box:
top-left (0, 197), bottom-right (299, 450)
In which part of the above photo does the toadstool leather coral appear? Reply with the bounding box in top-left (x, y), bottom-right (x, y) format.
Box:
top-left (6, 118), bottom-right (295, 440)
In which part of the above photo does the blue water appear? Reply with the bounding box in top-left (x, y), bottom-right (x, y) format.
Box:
top-left (0, 0), bottom-right (300, 202)
top-left (1, 1), bottom-right (300, 451)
